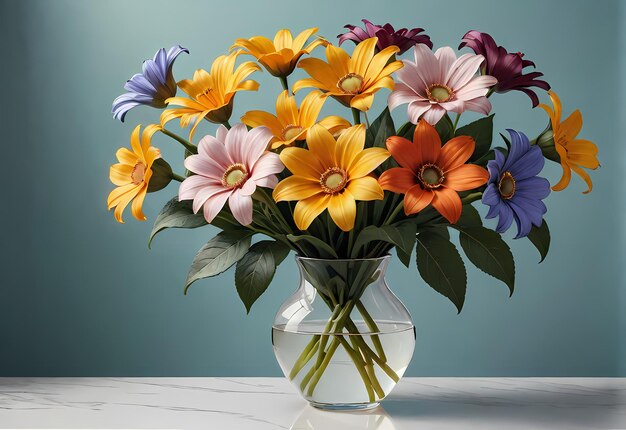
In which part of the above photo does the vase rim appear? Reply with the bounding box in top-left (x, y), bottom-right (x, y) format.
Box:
top-left (294, 255), bottom-right (391, 263)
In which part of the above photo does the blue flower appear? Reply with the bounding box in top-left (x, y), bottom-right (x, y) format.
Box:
top-left (482, 130), bottom-right (551, 238)
top-left (112, 45), bottom-right (189, 122)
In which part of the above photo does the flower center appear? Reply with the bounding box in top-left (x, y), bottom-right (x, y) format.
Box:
top-left (337, 73), bottom-right (364, 95)
top-left (282, 125), bottom-right (303, 141)
top-left (222, 163), bottom-right (248, 188)
top-left (498, 171), bottom-right (516, 199)
top-left (131, 162), bottom-right (146, 185)
top-left (320, 167), bottom-right (348, 194)
top-left (418, 164), bottom-right (444, 189)
top-left (427, 84), bottom-right (454, 103)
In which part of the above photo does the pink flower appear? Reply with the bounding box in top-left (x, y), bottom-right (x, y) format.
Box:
top-left (389, 44), bottom-right (498, 125)
top-left (179, 123), bottom-right (283, 225)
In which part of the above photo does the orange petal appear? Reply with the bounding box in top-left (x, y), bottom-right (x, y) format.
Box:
top-left (386, 136), bottom-right (421, 170)
top-left (404, 184), bottom-right (434, 215)
top-left (413, 120), bottom-right (441, 164)
top-left (444, 164), bottom-right (489, 191)
top-left (346, 176), bottom-right (384, 201)
top-left (294, 194), bottom-right (331, 230)
top-left (552, 145), bottom-right (572, 191)
top-left (560, 109), bottom-right (583, 142)
top-left (273, 175), bottom-right (322, 202)
top-left (327, 190), bottom-right (357, 231)
top-left (570, 164), bottom-right (593, 194)
top-left (438, 136), bottom-right (475, 172)
top-left (431, 187), bottom-right (462, 224)
top-left (379, 167), bottom-right (419, 194)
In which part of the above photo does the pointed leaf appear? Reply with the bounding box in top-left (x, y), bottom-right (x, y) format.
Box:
top-left (149, 197), bottom-right (207, 248)
top-left (287, 234), bottom-right (338, 258)
top-left (457, 204), bottom-right (483, 228)
top-left (456, 226), bottom-right (515, 295)
top-left (351, 223), bottom-right (416, 258)
top-left (436, 114), bottom-right (454, 143)
top-left (185, 230), bottom-right (253, 293)
top-left (456, 114), bottom-right (494, 162)
top-left (235, 241), bottom-right (283, 313)
top-left (415, 230), bottom-right (467, 313)
top-left (527, 220), bottom-right (551, 263)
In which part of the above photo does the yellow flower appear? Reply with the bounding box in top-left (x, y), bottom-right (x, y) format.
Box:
top-left (108, 124), bottom-right (161, 223)
top-left (241, 90), bottom-right (350, 149)
top-left (293, 37), bottom-right (402, 112)
top-left (539, 91), bottom-right (599, 193)
top-left (273, 124), bottom-right (389, 231)
top-left (161, 51), bottom-right (260, 140)
top-left (232, 28), bottom-right (327, 77)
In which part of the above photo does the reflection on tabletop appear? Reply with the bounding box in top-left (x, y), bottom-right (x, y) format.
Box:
top-left (290, 405), bottom-right (396, 430)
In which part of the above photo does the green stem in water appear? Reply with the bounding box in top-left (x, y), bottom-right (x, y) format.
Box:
top-left (160, 128), bottom-right (197, 154)
top-left (336, 336), bottom-right (376, 402)
top-left (279, 76), bottom-right (289, 91)
top-left (352, 108), bottom-right (361, 125)
top-left (289, 335), bottom-right (320, 380)
top-left (306, 338), bottom-right (340, 397)
top-left (356, 300), bottom-right (387, 362)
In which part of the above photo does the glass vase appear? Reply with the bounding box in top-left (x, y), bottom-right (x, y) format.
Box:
top-left (272, 256), bottom-right (415, 410)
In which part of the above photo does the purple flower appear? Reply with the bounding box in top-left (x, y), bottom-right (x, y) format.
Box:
top-left (338, 20), bottom-right (432, 54)
top-left (459, 31), bottom-right (550, 107)
top-left (482, 130), bottom-right (551, 239)
top-left (112, 45), bottom-right (189, 122)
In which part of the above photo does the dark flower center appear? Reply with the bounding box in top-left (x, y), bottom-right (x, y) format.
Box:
top-left (320, 167), bottom-right (348, 194)
top-left (427, 84), bottom-right (454, 103)
top-left (498, 171), bottom-right (516, 199)
top-left (222, 163), bottom-right (248, 188)
top-left (419, 164), bottom-right (444, 189)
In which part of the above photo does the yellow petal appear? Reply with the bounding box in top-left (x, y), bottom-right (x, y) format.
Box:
top-left (306, 124), bottom-right (337, 167)
top-left (346, 176), bottom-right (384, 201)
top-left (131, 186), bottom-right (148, 221)
top-left (279, 147), bottom-right (326, 180)
top-left (349, 92), bottom-right (375, 112)
top-left (116, 147), bottom-right (138, 165)
top-left (349, 147), bottom-right (390, 179)
top-left (241, 110), bottom-right (283, 136)
top-left (292, 27), bottom-right (318, 53)
top-left (232, 36), bottom-right (275, 57)
top-left (364, 45), bottom-right (400, 85)
top-left (318, 115), bottom-right (351, 136)
top-left (129, 125), bottom-right (142, 156)
top-left (274, 29), bottom-right (293, 51)
top-left (294, 194), bottom-right (331, 230)
top-left (327, 190), bottom-right (356, 231)
top-left (297, 57), bottom-right (340, 89)
top-left (273, 175), bottom-right (322, 202)
top-left (293, 78), bottom-right (324, 94)
top-left (326, 44), bottom-right (350, 78)
top-left (298, 90), bottom-right (326, 127)
top-left (349, 37), bottom-right (377, 75)
top-left (110, 163), bottom-right (133, 186)
top-left (335, 124), bottom-right (365, 169)
top-left (141, 124), bottom-right (162, 153)
top-left (276, 90), bottom-right (299, 126)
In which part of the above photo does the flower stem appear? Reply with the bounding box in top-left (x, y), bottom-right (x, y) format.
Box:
top-left (171, 172), bottom-right (186, 182)
top-left (352, 108), bottom-right (361, 125)
top-left (222, 120), bottom-right (232, 129)
top-left (160, 128), bottom-right (197, 154)
top-left (279, 76), bottom-right (289, 92)
top-left (356, 300), bottom-right (387, 362)
top-left (461, 191), bottom-right (483, 205)
top-left (453, 113), bottom-right (461, 132)
top-left (363, 111), bottom-right (371, 128)
top-left (306, 338), bottom-right (340, 397)
top-left (383, 201), bottom-right (405, 225)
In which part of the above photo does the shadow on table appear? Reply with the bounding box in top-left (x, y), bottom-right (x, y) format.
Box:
top-left (289, 385), bottom-right (625, 430)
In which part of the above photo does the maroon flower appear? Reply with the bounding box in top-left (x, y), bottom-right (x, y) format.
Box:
top-left (459, 30), bottom-right (550, 107)
top-left (338, 19), bottom-right (432, 54)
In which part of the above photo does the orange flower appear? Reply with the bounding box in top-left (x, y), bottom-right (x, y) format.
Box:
top-left (539, 90), bottom-right (599, 193)
top-left (241, 90), bottom-right (350, 149)
top-left (232, 28), bottom-right (327, 77)
top-left (293, 37), bottom-right (402, 112)
top-left (107, 124), bottom-right (162, 223)
top-left (379, 120), bottom-right (488, 223)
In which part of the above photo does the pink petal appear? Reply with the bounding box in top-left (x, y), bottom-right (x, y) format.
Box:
top-left (421, 105), bottom-right (447, 125)
top-left (245, 126), bottom-right (273, 169)
top-left (445, 53), bottom-right (484, 90)
top-left (239, 178), bottom-right (257, 196)
top-left (250, 152), bottom-right (284, 181)
top-left (229, 189), bottom-right (253, 225)
top-left (215, 124), bottom-right (229, 144)
top-left (407, 101), bottom-right (433, 124)
top-left (438, 99), bottom-right (465, 113)
top-left (225, 123), bottom-right (248, 164)
top-left (178, 175), bottom-right (221, 201)
top-left (463, 97), bottom-right (493, 115)
top-left (256, 175), bottom-right (278, 188)
top-left (434, 47), bottom-right (456, 83)
top-left (197, 135), bottom-right (231, 170)
top-left (388, 83), bottom-right (419, 111)
top-left (454, 75), bottom-right (498, 100)
top-left (184, 154), bottom-right (224, 180)
top-left (193, 183), bottom-right (228, 213)
top-left (202, 190), bottom-right (231, 223)
top-left (412, 44), bottom-right (439, 88)
top-left (396, 60), bottom-right (428, 95)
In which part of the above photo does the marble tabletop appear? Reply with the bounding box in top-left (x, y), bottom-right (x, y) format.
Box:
top-left (0, 377), bottom-right (624, 429)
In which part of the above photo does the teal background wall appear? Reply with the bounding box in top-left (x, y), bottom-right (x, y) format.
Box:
top-left (1, 0), bottom-right (623, 376)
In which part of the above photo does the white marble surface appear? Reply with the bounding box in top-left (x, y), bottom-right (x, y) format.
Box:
top-left (0, 377), bottom-right (624, 429)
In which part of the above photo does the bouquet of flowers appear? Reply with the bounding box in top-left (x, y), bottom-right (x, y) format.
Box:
top-left (107, 21), bottom-right (599, 407)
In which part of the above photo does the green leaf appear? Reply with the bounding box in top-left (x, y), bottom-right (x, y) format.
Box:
top-left (351, 223), bottom-right (416, 258)
top-left (396, 122), bottom-right (414, 140)
top-left (456, 226), bottom-right (515, 295)
top-left (149, 197), bottom-right (207, 248)
top-left (365, 108), bottom-right (396, 173)
top-left (456, 114), bottom-right (494, 162)
top-left (147, 158), bottom-right (174, 193)
top-left (184, 230), bottom-right (253, 293)
top-left (527, 220), bottom-right (551, 263)
top-left (287, 234), bottom-right (338, 258)
top-left (235, 241), bottom-right (283, 313)
top-left (415, 230), bottom-right (467, 313)
top-left (535, 126), bottom-right (561, 163)
top-left (457, 204), bottom-right (483, 228)
top-left (435, 114), bottom-right (454, 143)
